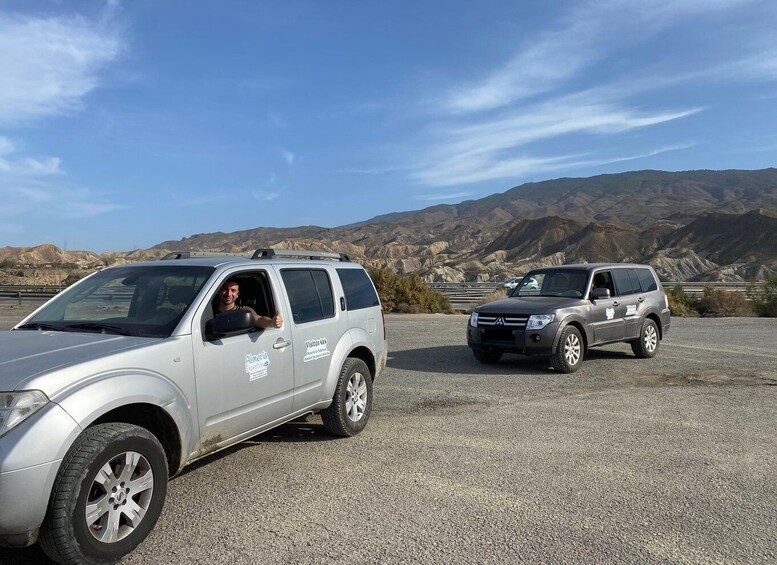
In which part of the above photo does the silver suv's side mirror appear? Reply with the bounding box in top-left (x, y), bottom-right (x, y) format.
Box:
top-left (206, 309), bottom-right (254, 339)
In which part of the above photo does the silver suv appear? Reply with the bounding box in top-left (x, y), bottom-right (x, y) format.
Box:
top-left (468, 263), bottom-right (670, 373)
top-left (0, 249), bottom-right (387, 564)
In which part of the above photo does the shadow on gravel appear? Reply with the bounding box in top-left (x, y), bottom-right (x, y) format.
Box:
top-left (177, 419), bottom-right (336, 477)
top-left (388, 344), bottom-right (550, 375)
top-left (0, 545), bottom-right (50, 565)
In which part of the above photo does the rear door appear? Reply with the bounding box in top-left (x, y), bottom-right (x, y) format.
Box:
top-left (611, 268), bottom-right (646, 338)
top-left (279, 266), bottom-right (346, 411)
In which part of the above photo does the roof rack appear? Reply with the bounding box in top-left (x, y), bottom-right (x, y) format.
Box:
top-left (251, 248), bottom-right (351, 262)
top-left (161, 251), bottom-right (252, 260)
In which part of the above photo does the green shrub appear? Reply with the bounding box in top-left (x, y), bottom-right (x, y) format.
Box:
top-left (368, 269), bottom-right (453, 314)
top-left (697, 285), bottom-right (753, 317)
top-left (666, 284), bottom-right (699, 317)
top-left (750, 278), bottom-right (777, 317)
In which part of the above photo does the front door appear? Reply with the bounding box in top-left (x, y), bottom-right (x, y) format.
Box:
top-left (192, 269), bottom-right (294, 446)
top-left (588, 270), bottom-right (625, 344)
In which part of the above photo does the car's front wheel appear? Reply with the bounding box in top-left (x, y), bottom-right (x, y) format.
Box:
top-left (550, 325), bottom-right (584, 373)
top-left (322, 358), bottom-right (373, 437)
top-left (39, 423), bottom-right (168, 565)
top-left (631, 318), bottom-right (660, 358)
top-left (472, 348), bottom-right (502, 364)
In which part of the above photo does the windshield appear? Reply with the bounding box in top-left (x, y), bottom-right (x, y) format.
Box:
top-left (17, 265), bottom-right (215, 338)
top-left (510, 269), bottom-right (588, 298)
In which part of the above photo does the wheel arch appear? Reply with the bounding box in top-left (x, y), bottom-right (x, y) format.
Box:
top-left (553, 317), bottom-right (589, 353)
top-left (90, 404), bottom-right (183, 477)
top-left (53, 371), bottom-right (193, 476)
top-left (645, 311), bottom-right (663, 339)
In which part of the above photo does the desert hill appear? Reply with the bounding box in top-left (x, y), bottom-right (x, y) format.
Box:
top-left (3, 169), bottom-right (777, 284)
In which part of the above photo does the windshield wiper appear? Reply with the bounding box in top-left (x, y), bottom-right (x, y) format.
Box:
top-left (15, 322), bottom-right (64, 331)
top-left (63, 322), bottom-right (133, 336)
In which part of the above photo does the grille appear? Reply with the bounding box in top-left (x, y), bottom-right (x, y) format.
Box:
top-left (477, 314), bottom-right (529, 329)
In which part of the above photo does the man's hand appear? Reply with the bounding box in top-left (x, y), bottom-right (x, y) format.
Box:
top-left (272, 310), bottom-right (283, 328)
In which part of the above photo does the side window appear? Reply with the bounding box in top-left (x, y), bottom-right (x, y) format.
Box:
top-left (201, 270), bottom-right (275, 336)
top-left (591, 271), bottom-right (614, 296)
top-left (337, 268), bottom-right (379, 310)
top-left (627, 269), bottom-right (642, 294)
top-left (612, 269), bottom-right (638, 296)
top-left (281, 269), bottom-right (335, 324)
top-left (636, 268), bottom-right (658, 292)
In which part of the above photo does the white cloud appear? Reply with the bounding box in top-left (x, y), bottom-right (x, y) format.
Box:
top-left (0, 7), bottom-right (123, 125)
top-left (0, 137), bottom-right (63, 176)
top-left (281, 150), bottom-right (295, 165)
top-left (412, 97), bottom-right (701, 186)
top-left (442, 0), bottom-right (759, 114)
top-left (252, 190), bottom-right (280, 201)
top-left (414, 191), bottom-right (474, 202)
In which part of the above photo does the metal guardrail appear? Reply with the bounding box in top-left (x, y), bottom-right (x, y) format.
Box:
top-left (427, 281), bottom-right (766, 310)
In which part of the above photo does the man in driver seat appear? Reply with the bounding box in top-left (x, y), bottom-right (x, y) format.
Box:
top-left (214, 278), bottom-right (283, 329)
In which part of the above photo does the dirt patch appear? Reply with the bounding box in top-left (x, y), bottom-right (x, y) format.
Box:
top-left (633, 373), bottom-right (777, 387)
top-left (410, 396), bottom-right (490, 413)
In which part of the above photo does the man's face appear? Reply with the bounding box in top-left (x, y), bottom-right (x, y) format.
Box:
top-left (220, 282), bottom-right (239, 306)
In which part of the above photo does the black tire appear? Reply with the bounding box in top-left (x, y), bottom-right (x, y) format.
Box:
top-left (631, 318), bottom-right (660, 358)
top-left (472, 348), bottom-right (502, 364)
top-left (39, 423), bottom-right (168, 565)
top-left (321, 358), bottom-right (373, 437)
top-left (550, 325), bottom-right (584, 373)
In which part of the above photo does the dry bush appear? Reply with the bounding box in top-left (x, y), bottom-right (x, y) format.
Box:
top-left (476, 288), bottom-right (508, 307)
top-left (666, 284), bottom-right (699, 317)
top-left (697, 285), bottom-right (754, 317)
top-left (368, 268), bottom-right (453, 314)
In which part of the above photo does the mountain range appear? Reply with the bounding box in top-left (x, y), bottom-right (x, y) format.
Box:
top-left (3, 168), bottom-right (777, 285)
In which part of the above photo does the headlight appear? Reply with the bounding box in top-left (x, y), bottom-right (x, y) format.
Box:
top-left (469, 311), bottom-right (479, 326)
top-left (0, 391), bottom-right (49, 438)
top-left (527, 314), bottom-right (555, 330)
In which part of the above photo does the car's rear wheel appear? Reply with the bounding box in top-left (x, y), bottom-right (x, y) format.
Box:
top-left (39, 423), bottom-right (168, 565)
top-left (631, 318), bottom-right (660, 358)
top-left (472, 348), bottom-right (502, 364)
top-left (322, 358), bottom-right (373, 437)
top-left (551, 325), bottom-right (583, 373)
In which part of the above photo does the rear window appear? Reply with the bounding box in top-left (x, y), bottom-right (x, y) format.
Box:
top-left (337, 268), bottom-right (380, 311)
top-left (636, 268), bottom-right (658, 292)
top-left (612, 269), bottom-right (640, 296)
top-left (281, 269), bottom-right (335, 324)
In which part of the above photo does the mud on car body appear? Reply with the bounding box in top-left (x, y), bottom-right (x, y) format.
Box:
top-left (0, 249), bottom-right (387, 564)
top-left (468, 263), bottom-right (670, 373)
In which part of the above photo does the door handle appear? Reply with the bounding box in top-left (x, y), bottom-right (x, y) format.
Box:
top-left (273, 339), bottom-right (291, 350)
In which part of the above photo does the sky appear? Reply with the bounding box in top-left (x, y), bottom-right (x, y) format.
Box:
top-left (1, 0), bottom-right (777, 252)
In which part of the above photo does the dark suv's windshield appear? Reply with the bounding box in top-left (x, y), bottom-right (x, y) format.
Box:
top-left (510, 269), bottom-right (588, 298)
top-left (17, 265), bottom-right (214, 338)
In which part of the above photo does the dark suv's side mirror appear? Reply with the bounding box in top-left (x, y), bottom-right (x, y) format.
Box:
top-left (205, 309), bottom-right (254, 339)
top-left (591, 287), bottom-right (611, 300)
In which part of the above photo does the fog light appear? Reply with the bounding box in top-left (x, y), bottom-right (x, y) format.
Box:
top-left (530, 334), bottom-right (541, 343)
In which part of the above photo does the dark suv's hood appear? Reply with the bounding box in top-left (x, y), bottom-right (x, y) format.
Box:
top-left (476, 296), bottom-right (584, 314)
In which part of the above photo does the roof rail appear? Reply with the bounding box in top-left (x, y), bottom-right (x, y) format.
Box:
top-left (161, 251), bottom-right (252, 260)
top-left (251, 248), bottom-right (351, 262)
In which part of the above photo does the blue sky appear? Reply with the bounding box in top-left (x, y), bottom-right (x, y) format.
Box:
top-left (1, 0), bottom-right (776, 252)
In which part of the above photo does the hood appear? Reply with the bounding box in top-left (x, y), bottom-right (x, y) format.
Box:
top-left (0, 330), bottom-right (157, 392)
top-left (476, 296), bottom-right (583, 314)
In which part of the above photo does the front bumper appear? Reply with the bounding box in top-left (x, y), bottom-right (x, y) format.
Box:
top-left (467, 322), bottom-right (559, 356)
top-left (0, 403), bottom-right (82, 546)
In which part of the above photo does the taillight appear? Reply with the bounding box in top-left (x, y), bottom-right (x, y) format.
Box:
top-left (381, 308), bottom-right (386, 339)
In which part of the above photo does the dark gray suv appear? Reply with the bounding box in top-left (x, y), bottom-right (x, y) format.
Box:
top-left (467, 264), bottom-right (670, 373)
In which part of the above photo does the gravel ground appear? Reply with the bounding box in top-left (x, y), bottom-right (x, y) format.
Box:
top-left (1, 310), bottom-right (776, 564)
